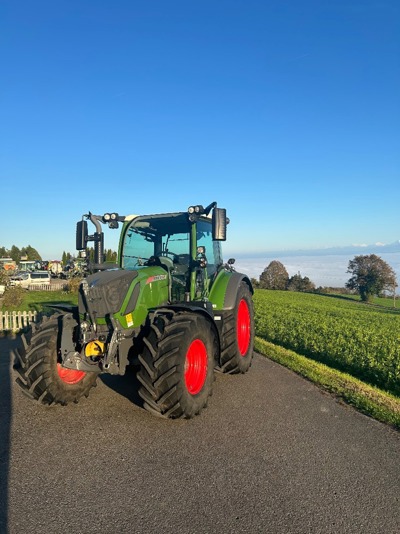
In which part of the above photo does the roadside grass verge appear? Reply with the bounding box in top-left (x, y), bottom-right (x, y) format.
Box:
top-left (255, 337), bottom-right (400, 431)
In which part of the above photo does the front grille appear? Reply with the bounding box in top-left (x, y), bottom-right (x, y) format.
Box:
top-left (79, 270), bottom-right (138, 319)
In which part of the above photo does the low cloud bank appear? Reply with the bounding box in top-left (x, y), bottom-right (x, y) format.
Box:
top-left (233, 252), bottom-right (400, 289)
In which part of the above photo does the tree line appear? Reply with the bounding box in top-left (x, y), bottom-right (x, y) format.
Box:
top-left (0, 245), bottom-right (42, 262)
top-left (2, 244), bottom-right (397, 303)
top-left (61, 249), bottom-right (118, 264)
top-left (0, 245), bottom-right (117, 265)
top-left (253, 254), bottom-right (397, 303)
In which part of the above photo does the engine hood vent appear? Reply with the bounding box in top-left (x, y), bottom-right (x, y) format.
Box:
top-left (79, 269), bottom-right (138, 318)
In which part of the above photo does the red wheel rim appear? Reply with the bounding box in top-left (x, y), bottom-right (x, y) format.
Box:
top-left (237, 299), bottom-right (251, 356)
top-left (184, 339), bottom-right (208, 395)
top-left (57, 363), bottom-right (86, 385)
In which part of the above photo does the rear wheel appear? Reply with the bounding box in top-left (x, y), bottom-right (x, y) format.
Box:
top-left (137, 311), bottom-right (216, 418)
top-left (15, 313), bottom-right (97, 405)
top-left (219, 282), bottom-right (254, 373)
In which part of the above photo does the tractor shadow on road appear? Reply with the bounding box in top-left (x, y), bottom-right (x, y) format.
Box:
top-left (99, 366), bottom-right (144, 409)
top-left (0, 335), bottom-right (22, 533)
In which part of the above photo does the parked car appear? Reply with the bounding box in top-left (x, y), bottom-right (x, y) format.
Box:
top-left (10, 271), bottom-right (51, 289)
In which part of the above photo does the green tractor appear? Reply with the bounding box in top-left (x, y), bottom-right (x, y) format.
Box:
top-left (15, 202), bottom-right (254, 418)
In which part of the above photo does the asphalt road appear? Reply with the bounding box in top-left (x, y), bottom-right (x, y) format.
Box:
top-left (1, 336), bottom-right (399, 534)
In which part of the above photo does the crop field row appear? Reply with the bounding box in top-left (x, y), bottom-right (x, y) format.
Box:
top-left (253, 290), bottom-right (400, 396)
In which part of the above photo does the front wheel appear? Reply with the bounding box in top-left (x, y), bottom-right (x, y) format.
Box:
top-left (137, 311), bottom-right (216, 419)
top-left (219, 282), bottom-right (254, 374)
top-left (15, 313), bottom-right (97, 405)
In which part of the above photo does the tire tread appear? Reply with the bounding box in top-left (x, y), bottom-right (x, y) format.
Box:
top-left (15, 313), bottom-right (97, 405)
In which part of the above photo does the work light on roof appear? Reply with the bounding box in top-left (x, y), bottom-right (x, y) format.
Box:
top-left (102, 212), bottom-right (119, 228)
top-left (188, 205), bottom-right (204, 215)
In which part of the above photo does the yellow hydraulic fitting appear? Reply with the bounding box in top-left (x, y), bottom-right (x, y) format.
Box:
top-left (85, 341), bottom-right (105, 357)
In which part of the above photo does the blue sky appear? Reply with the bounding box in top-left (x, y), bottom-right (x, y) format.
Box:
top-left (1, 0), bottom-right (399, 265)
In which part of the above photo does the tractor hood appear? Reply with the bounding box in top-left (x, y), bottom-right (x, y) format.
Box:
top-left (79, 269), bottom-right (139, 318)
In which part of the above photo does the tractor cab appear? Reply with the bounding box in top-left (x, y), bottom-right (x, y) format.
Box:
top-left (76, 202), bottom-right (228, 303)
top-left (120, 209), bottom-right (225, 302)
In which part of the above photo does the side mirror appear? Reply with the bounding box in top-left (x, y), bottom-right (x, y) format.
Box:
top-left (212, 208), bottom-right (227, 241)
top-left (76, 220), bottom-right (88, 250)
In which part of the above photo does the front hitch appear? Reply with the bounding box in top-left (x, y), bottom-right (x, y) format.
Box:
top-left (59, 314), bottom-right (101, 373)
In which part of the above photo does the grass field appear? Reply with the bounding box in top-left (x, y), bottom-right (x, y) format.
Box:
top-left (254, 289), bottom-right (400, 396)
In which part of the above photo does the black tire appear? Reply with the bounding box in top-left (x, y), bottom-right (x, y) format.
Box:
top-left (15, 313), bottom-right (97, 405)
top-left (137, 311), bottom-right (216, 419)
top-left (219, 282), bottom-right (254, 374)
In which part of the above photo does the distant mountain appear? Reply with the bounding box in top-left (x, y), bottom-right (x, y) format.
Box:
top-left (233, 240), bottom-right (400, 259)
top-left (296, 240), bottom-right (400, 257)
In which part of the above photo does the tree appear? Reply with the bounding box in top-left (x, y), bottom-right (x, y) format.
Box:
top-left (2, 285), bottom-right (25, 307)
top-left (259, 260), bottom-right (289, 290)
top-left (288, 273), bottom-right (315, 292)
top-left (24, 245), bottom-right (41, 261)
top-left (9, 245), bottom-right (21, 263)
top-left (250, 277), bottom-right (260, 289)
top-left (105, 249), bottom-right (118, 263)
top-left (0, 268), bottom-right (9, 286)
top-left (2, 245), bottom-right (41, 262)
top-left (346, 254), bottom-right (397, 302)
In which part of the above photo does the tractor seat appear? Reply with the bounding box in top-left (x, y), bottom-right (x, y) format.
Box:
top-left (159, 256), bottom-right (174, 271)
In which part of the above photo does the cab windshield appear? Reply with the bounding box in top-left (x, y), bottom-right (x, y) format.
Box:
top-left (121, 213), bottom-right (191, 270)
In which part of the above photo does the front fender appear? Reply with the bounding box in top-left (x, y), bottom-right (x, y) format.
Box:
top-left (209, 271), bottom-right (253, 311)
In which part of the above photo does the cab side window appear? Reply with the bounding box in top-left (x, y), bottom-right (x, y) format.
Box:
top-left (197, 221), bottom-right (223, 277)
